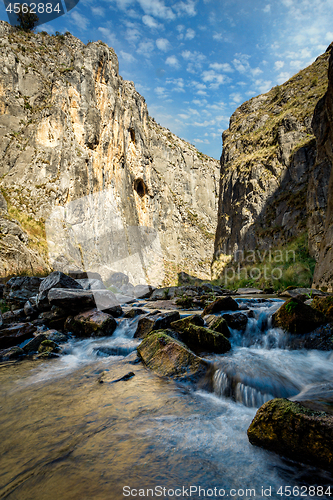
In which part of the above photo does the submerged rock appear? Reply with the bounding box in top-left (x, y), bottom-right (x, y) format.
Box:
top-left (247, 398), bottom-right (333, 472)
top-left (272, 297), bottom-right (327, 333)
top-left (137, 330), bottom-right (209, 382)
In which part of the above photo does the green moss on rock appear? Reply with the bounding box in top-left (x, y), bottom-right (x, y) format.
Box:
top-left (247, 398), bottom-right (333, 472)
top-left (137, 331), bottom-right (209, 382)
top-left (272, 297), bottom-right (326, 333)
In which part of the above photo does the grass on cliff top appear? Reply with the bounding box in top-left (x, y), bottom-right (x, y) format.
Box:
top-left (213, 233), bottom-right (316, 292)
top-left (223, 49), bottom-right (330, 173)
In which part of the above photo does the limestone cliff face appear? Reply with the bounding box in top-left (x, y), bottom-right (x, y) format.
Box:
top-left (212, 46), bottom-right (331, 278)
top-left (0, 22), bottom-right (219, 284)
top-left (312, 47), bottom-right (333, 291)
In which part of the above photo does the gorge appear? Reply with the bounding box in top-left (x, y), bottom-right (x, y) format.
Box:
top-left (1, 19), bottom-right (333, 500)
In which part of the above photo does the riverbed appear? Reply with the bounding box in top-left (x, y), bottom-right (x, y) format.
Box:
top-left (1, 298), bottom-right (333, 500)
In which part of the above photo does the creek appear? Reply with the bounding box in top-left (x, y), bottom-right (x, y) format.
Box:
top-left (1, 298), bottom-right (333, 500)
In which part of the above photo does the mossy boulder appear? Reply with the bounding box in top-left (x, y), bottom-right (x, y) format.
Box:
top-left (180, 324), bottom-right (231, 354)
top-left (202, 296), bottom-right (238, 316)
top-left (203, 315), bottom-right (231, 337)
top-left (170, 314), bottom-right (205, 332)
top-left (247, 398), bottom-right (333, 472)
top-left (272, 297), bottom-right (326, 333)
top-left (38, 339), bottom-right (59, 354)
top-left (311, 296), bottom-right (333, 320)
top-left (65, 308), bottom-right (117, 337)
top-left (137, 330), bottom-right (209, 382)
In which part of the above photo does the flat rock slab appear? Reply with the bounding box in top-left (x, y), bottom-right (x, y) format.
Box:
top-left (280, 288), bottom-right (327, 298)
top-left (143, 300), bottom-right (182, 310)
top-left (0, 322), bottom-right (37, 349)
top-left (47, 289), bottom-right (123, 317)
top-left (248, 398), bottom-right (333, 472)
top-left (237, 288), bottom-right (263, 295)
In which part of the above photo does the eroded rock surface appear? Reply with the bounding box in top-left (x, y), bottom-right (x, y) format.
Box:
top-left (0, 22), bottom-right (219, 284)
top-left (212, 45), bottom-right (332, 280)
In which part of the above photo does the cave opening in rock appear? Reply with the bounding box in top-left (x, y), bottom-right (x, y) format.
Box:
top-left (134, 178), bottom-right (146, 197)
top-left (129, 128), bottom-right (136, 143)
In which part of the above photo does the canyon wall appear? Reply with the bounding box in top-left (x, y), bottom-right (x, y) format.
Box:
top-left (311, 47), bottom-right (333, 291)
top-left (0, 22), bottom-right (219, 285)
top-left (212, 44), bottom-right (332, 283)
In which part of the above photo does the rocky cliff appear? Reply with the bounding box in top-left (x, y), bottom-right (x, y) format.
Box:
top-left (312, 47), bottom-right (333, 291)
top-left (212, 44), bottom-right (332, 283)
top-left (0, 22), bottom-right (219, 285)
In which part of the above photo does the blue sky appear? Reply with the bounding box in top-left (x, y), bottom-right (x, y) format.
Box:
top-left (1, 0), bottom-right (333, 159)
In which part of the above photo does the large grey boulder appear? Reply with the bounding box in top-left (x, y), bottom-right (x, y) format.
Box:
top-left (37, 271), bottom-right (83, 310)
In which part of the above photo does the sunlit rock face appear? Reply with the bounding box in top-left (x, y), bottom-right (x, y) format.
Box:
top-left (212, 45), bottom-right (332, 280)
top-left (0, 21), bottom-right (219, 284)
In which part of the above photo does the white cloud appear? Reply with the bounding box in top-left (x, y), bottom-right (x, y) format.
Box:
top-left (277, 71), bottom-right (292, 84)
top-left (91, 6), bottom-right (104, 16)
top-left (202, 70), bottom-right (230, 88)
top-left (98, 27), bottom-right (117, 46)
top-left (181, 50), bottom-right (205, 73)
top-left (155, 86), bottom-right (168, 98)
top-left (263, 4), bottom-right (271, 13)
top-left (289, 60), bottom-right (302, 69)
top-left (230, 92), bottom-right (243, 104)
top-left (255, 80), bottom-right (272, 93)
top-left (191, 81), bottom-right (207, 91)
top-left (166, 77), bottom-right (185, 92)
top-left (124, 22), bottom-right (141, 44)
top-left (166, 55), bottom-right (180, 68)
top-left (326, 32), bottom-right (333, 41)
top-left (192, 98), bottom-right (207, 106)
top-left (156, 38), bottom-right (171, 51)
top-left (137, 40), bottom-right (155, 57)
top-left (251, 67), bottom-right (263, 77)
top-left (69, 11), bottom-right (89, 31)
top-left (178, 113), bottom-right (190, 120)
top-left (209, 62), bottom-right (233, 73)
top-left (175, 0), bottom-right (197, 17)
top-left (274, 60), bottom-right (284, 71)
top-left (120, 51), bottom-right (136, 63)
top-left (185, 28), bottom-right (195, 40)
top-left (142, 15), bottom-right (163, 29)
top-left (138, 0), bottom-right (175, 20)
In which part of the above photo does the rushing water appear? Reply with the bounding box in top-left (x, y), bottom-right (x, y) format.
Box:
top-left (1, 298), bottom-right (333, 500)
